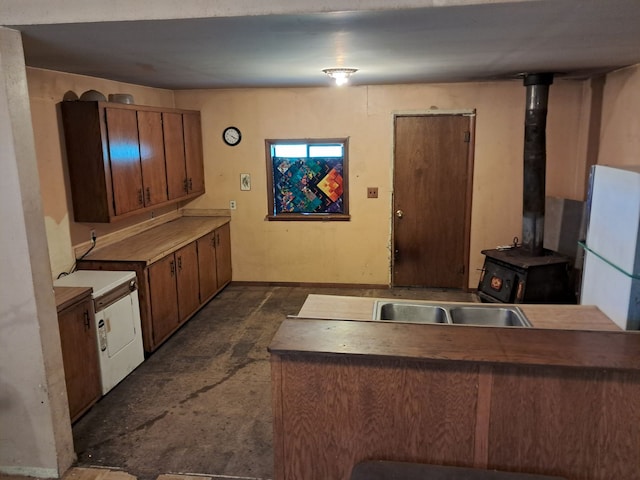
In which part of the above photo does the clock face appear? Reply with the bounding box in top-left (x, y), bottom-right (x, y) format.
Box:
top-left (223, 126), bottom-right (241, 146)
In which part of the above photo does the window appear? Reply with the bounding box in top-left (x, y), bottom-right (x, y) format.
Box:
top-left (266, 138), bottom-right (349, 221)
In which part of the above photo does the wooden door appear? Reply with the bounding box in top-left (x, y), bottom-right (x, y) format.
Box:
top-left (393, 114), bottom-right (472, 288)
top-left (148, 254), bottom-right (179, 345)
top-left (137, 110), bottom-right (168, 206)
top-left (105, 108), bottom-right (143, 215)
top-left (163, 112), bottom-right (188, 200)
top-left (57, 297), bottom-right (101, 421)
top-left (197, 232), bottom-right (218, 303)
top-left (183, 112), bottom-right (205, 195)
top-left (215, 223), bottom-right (232, 288)
top-left (176, 242), bottom-right (200, 322)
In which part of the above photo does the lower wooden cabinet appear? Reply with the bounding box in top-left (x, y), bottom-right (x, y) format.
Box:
top-left (197, 222), bottom-right (232, 302)
top-left (176, 242), bottom-right (201, 321)
top-left (148, 255), bottom-right (180, 346)
top-left (148, 242), bottom-right (200, 347)
top-left (214, 223), bottom-right (232, 288)
top-left (79, 217), bottom-right (232, 353)
top-left (54, 287), bottom-right (101, 422)
top-left (196, 231), bottom-right (218, 302)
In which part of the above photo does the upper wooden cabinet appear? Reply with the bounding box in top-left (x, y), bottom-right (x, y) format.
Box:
top-left (163, 112), bottom-right (188, 200)
top-left (137, 110), bottom-right (169, 208)
top-left (60, 101), bottom-right (206, 223)
top-left (183, 112), bottom-right (205, 196)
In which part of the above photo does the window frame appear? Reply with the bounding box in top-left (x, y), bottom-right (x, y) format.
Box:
top-left (265, 137), bottom-right (350, 221)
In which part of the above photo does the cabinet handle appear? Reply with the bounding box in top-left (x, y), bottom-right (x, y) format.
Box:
top-left (137, 189), bottom-right (144, 205)
top-left (177, 256), bottom-right (182, 271)
top-left (170, 260), bottom-right (175, 276)
top-left (183, 178), bottom-right (189, 193)
top-left (188, 178), bottom-right (193, 191)
top-left (216, 233), bottom-right (220, 246)
top-left (211, 236), bottom-right (215, 248)
top-left (146, 187), bottom-right (151, 203)
top-left (83, 310), bottom-right (90, 330)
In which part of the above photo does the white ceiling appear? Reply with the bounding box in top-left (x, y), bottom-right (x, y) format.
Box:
top-left (6, 0), bottom-right (640, 89)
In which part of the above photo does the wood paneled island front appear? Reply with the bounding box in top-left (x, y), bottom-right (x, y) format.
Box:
top-left (269, 296), bottom-right (639, 480)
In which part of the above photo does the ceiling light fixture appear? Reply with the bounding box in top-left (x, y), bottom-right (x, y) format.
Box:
top-left (322, 68), bottom-right (358, 86)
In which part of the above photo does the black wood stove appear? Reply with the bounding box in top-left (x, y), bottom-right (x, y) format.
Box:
top-left (478, 247), bottom-right (572, 303)
top-left (478, 73), bottom-right (573, 304)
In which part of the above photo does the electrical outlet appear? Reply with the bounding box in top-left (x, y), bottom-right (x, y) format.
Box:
top-left (230, 200), bottom-right (237, 210)
top-left (367, 187), bottom-right (379, 199)
top-left (90, 229), bottom-right (96, 242)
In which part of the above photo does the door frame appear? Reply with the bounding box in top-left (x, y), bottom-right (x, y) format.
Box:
top-left (390, 109), bottom-right (477, 289)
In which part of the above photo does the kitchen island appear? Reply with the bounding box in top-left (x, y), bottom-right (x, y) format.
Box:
top-left (269, 295), bottom-right (639, 480)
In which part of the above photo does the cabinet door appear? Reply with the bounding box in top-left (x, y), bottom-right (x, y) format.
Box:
top-left (215, 223), bottom-right (233, 288)
top-left (58, 298), bottom-right (101, 421)
top-left (176, 242), bottom-right (200, 322)
top-left (105, 108), bottom-right (144, 215)
top-left (183, 112), bottom-right (205, 195)
top-left (137, 110), bottom-right (168, 206)
top-left (197, 232), bottom-right (218, 302)
top-left (148, 254), bottom-right (179, 345)
top-left (163, 112), bottom-right (188, 200)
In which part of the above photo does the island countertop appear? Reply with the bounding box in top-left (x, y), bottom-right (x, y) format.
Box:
top-left (269, 294), bottom-right (638, 371)
top-left (270, 317), bottom-right (640, 370)
top-left (293, 294), bottom-right (621, 330)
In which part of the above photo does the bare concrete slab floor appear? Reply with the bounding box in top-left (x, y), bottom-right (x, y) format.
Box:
top-left (71, 285), bottom-right (477, 480)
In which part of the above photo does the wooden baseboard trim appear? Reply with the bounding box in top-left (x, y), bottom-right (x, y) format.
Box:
top-left (230, 281), bottom-right (389, 289)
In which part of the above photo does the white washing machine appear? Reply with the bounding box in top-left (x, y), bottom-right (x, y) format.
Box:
top-left (54, 270), bottom-right (144, 395)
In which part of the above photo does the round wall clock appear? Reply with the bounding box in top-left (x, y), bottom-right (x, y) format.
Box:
top-left (223, 126), bottom-right (242, 146)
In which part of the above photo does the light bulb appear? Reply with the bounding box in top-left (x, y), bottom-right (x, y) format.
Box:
top-left (322, 68), bottom-right (358, 86)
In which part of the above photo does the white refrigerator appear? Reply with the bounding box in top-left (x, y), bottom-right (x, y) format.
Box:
top-left (580, 165), bottom-right (640, 330)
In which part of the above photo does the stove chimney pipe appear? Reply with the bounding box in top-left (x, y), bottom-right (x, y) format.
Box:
top-left (522, 72), bottom-right (553, 256)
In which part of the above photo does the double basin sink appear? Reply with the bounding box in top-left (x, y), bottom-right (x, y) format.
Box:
top-left (373, 300), bottom-right (531, 327)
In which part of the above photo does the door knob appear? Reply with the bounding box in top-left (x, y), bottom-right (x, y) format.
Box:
top-left (396, 209), bottom-right (404, 219)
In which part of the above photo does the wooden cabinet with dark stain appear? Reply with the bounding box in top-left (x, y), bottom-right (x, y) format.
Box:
top-left (163, 112), bottom-right (188, 200)
top-left (213, 222), bottom-right (232, 288)
top-left (176, 242), bottom-right (200, 322)
top-left (196, 222), bottom-right (232, 303)
top-left (146, 242), bottom-right (200, 347)
top-left (137, 110), bottom-right (169, 207)
top-left (163, 111), bottom-right (205, 199)
top-left (54, 286), bottom-right (101, 422)
top-left (78, 216), bottom-right (231, 353)
top-left (196, 231), bottom-right (218, 302)
top-left (148, 254), bottom-right (180, 346)
top-left (104, 107), bottom-right (145, 215)
top-left (183, 111), bottom-right (205, 196)
top-left (60, 101), bottom-right (205, 223)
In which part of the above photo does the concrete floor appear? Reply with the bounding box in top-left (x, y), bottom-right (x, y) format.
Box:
top-left (72, 285), bottom-right (478, 480)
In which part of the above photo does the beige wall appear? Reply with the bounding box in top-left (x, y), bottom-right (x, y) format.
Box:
top-left (598, 64), bottom-right (640, 167)
top-left (0, 29), bottom-right (74, 477)
top-left (28, 68), bottom-right (590, 288)
top-left (175, 79), bottom-right (588, 287)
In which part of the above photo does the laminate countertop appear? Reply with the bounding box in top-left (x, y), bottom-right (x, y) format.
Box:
top-left (54, 286), bottom-right (93, 312)
top-left (269, 294), bottom-right (638, 371)
top-left (293, 294), bottom-right (621, 330)
top-left (80, 216), bottom-right (230, 265)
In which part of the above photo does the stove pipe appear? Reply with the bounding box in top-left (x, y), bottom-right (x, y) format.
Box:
top-left (522, 73), bottom-right (554, 256)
